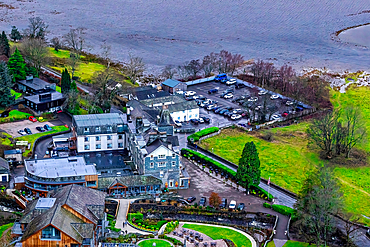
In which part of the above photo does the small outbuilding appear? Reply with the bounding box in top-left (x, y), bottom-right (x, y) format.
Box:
top-left (0, 157), bottom-right (10, 184)
top-left (162, 79), bottom-right (187, 93)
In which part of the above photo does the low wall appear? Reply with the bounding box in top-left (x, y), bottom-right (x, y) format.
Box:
top-left (31, 129), bottom-right (71, 158)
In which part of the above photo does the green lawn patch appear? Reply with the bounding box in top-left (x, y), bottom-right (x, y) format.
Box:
top-left (138, 239), bottom-right (172, 247)
top-left (11, 89), bottom-right (22, 100)
top-left (283, 240), bottom-right (317, 247)
top-left (183, 224), bottom-right (252, 247)
top-left (266, 241), bottom-right (276, 247)
top-left (56, 86), bottom-right (61, 93)
top-left (16, 126), bottom-right (69, 157)
top-left (0, 110), bottom-right (31, 123)
top-left (0, 223), bottom-right (14, 238)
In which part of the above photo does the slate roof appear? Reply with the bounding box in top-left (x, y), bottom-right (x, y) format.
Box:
top-left (0, 157), bottom-right (9, 174)
top-left (134, 86), bottom-right (170, 101)
top-left (73, 113), bottom-right (125, 128)
top-left (4, 149), bottom-right (22, 155)
top-left (18, 78), bottom-right (54, 91)
top-left (71, 223), bottom-right (95, 239)
top-left (144, 136), bottom-right (179, 155)
top-left (98, 175), bottom-right (162, 190)
top-left (24, 91), bottom-right (65, 104)
top-left (140, 95), bottom-right (185, 106)
top-left (167, 100), bottom-right (198, 113)
top-left (21, 184), bottom-right (106, 243)
top-left (128, 100), bottom-right (160, 123)
top-left (162, 79), bottom-right (182, 88)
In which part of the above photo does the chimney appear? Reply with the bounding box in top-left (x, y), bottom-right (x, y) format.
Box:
top-left (148, 132), bottom-right (158, 144)
top-left (26, 75), bottom-right (33, 82)
top-left (160, 131), bottom-right (167, 143)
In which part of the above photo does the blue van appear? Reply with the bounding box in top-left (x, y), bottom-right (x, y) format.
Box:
top-left (214, 73), bottom-right (227, 82)
top-left (208, 88), bottom-right (218, 94)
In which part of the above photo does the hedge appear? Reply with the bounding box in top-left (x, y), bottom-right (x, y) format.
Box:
top-left (128, 212), bottom-right (143, 221)
top-left (250, 185), bottom-right (274, 202)
top-left (187, 127), bottom-right (219, 142)
top-left (263, 203), bottom-right (272, 208)
top-left (182, 148), bottom-right (236, 177)
top-left (159, 234), bottom-right (183, 246)
top-left (164, 220), bottom-right (179, 234)
top-left (271, 204), bottom-right (297, 220)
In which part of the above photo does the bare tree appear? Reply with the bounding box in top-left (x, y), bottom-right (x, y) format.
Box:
top-left (50, 37), bottom-right (62, 52)
top-left (63, 28), bottom-right (86, 58)
top-left (23, 17), bottom-right (48, 39)
top-left (216, 50), bottom-right (244, 75)
top-left (343, 107), bottom-right (367, 158)
top-left (161, 65), bottom-right (177, 79)
top-left (21, 38), bottom-right (50, 74)
top-left (339, 212), bottom-right (361, 247)
top-left (91, 68), bottom-right (118, 111)
top-left (122, 53), bottom-right (145, 84)
top-left (100, 42), bottom-right (112, 68)
top-left (202, 53), bottom-right (217, 77)
top-left (185, 59), bottom-right (202, 80)
top-left (176, 64), bottom-right (189, 81)
top-left (229, 53), bottom-right (244, 75)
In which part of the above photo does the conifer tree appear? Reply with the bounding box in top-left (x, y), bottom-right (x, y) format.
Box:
top-left (0, 61), bottom-right (15, 107)
top-left (0, 31), bottom-right (10, 57)
top-left (61, 68), bottom-right (71, 94)
top-left (7, 48), bottom-right (26, 82)
top-left (10, 26), bottom-right (22, 42)
top-left (236, 141), bottom-right (261, 192)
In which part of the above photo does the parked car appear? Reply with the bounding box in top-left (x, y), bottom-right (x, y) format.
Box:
top-left (190, 119), bottom-right (199, 125)
top-left (255, 105), bottom-right (262, 111)
top-left (44, 124), bottom-right (53, 131)
top-left (174, 120), bottom-right (182, 127)
top-left (271, 114), bottom-right (281, 120)
top-left (198, 118), bottom-right (204, 124)
top-left (18, 130), bottom-right (27, 136)
top-left (235, 82), bottom-right (246, 89)
top-left (199, 197), bottom-right (206, 206)
top-left (24, 128), bottom-right (32, 134)
top-left (36, 126), bottom-right (45, 132)
top-left (207, 105), bottom-right (217, 111)
top-left (0, 110), bottom-right (10, 118)
top-left (241, 112), bottom-right (249, 118)
top-left (29, 116), bottom-right (37, 122)
top-left (208, 88), bottom-right (218, 94)
top-left (212, 106), bottom-right (222, 112)
top-left (296, 106), bottom-right (304, 112)
top-left (223, 93), bottom-right (233, 99)
top-left (214, 73), bottom-right (227, 82)
top-left (186, 197), bottom-right (196, 203)
top-left (222, 110), bottom-right (230, 116)
top-left (237, 203), bottom-right (245, 211)
top-left (248, 97), bottom-right (258, 102)
top-left (285, 100), bottom-right (293, 106)
top-left (226, 78), bottom-right (236, 85)
top-left (282, 112), bottom-right (289, 117)
top-left (219, 109), bottom-right (228, 115)
top-left (229, 200), bottom-right (237, 210)
top-left (270, 94), bottom-right (279, 100)
top-left (232, 109), bottom-right (244, 114)
top-left (185, 91), bottom-right (196, 97)
top-left (226, 112), bottom-right (234, 118)
top-left (225, 88), bottom-right (234, 93)
top-left (258, 90), bottom-right (268, 95)
top-left (231, 114), bottom-right (242, 120)
top-left (220, 198), bottom-right (227, 209)
top-left (202, 117), bottom-right (210, 123)
top-left (198, 95), bottom-right (206, 100)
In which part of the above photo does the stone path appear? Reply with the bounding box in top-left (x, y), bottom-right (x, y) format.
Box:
top-left (273, 239), bottom-right (287, 247)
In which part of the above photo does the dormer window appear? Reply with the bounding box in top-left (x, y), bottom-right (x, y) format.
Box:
top-left (95, 127), bottom-right (101, 133)
top-left (41, 226), bottom-right (61, 240)
top-left (84, 128), bottom-right (89, 134)
top-left (107, 126), bottom-right (112, 133)
top-left (158, 154), bottom-right (165, 159)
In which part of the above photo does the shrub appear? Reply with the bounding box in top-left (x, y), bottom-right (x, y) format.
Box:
top-left (128, 212), bottom-right (143, 221)
top-left (250, 185), bottom-right (274, 201)
top-left (159, 235), bottom-right (183, 246)
top-left (263, 203), bottom-right (272, 208)
top-left (271, 204), bottom-right (297, 220)
top-left (187, 127), bottom-right (219, 142)
top-left (164, 220), bottom-right (179, 234)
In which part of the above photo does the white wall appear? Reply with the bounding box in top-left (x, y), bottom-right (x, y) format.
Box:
top-left (0, 174), bottom-right (9, 182)
top-left (170, 108), bottom-right (199, 122)
top-left (77, 133), bottom-right (125, 153)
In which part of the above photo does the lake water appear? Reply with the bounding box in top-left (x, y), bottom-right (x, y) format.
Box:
top-left (0, 0), bottom-right (369, 72)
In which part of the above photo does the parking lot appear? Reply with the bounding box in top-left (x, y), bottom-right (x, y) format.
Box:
top-left (184, 80), bottom-right (305, 127)
top-left (0, 118), bottom-right (65, 137)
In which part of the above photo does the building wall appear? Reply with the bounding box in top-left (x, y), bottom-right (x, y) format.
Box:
top-left (0, 173), bottom-right (9, 182)
top-left (25, 99), bottom-right (64, 114)
top-left (85, 175), bottom-right (98, 189)
top-left (143, 146), bottom-right (181, 189)
top-left (21, 228), bottom-right (81, 247)
top-left (77, 133), bottom-right (125, 153)
top-left (170, 108), bottom-right (199, 122)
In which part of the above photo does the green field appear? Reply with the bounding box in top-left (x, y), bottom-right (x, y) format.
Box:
top-left (283, 241), bottom-right (318, 247)
top-left (16, 125), bottom-right (69, 157)
top-left (0, 110), bottom-right (31, 123)
top-left (201, 86), bottom-right (370, 225)
top-left (0, 223), bottom-right (14, 238)
top-left (183, 224), bottom-right (252, 247)
top-left (138, 239), bottom-right (172, 247)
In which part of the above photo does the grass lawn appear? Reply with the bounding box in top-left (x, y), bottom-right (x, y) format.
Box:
top-left (283, 241), bottom-right (317, 247)
top-left (11, 89), bottom-right (22, 100)
top-left (0, 223), bottom-right (14, 238)
top-left (138, 239), bottom-right (172, 247)
top-left (183, 224), bottom-right (252, 247)
top-left (16, 126), bottom-right (69, 157)
top-left (0, 132), bottom-right (13, 146)
top-left (0, 110), bottom-right (31, 123)
top-left (56, 86), bottom-right (61, 93)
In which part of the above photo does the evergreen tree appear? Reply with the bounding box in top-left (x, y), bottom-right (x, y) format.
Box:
top-left (7, 48), bottom-right (26, 82)
top-left (61, 68), bottom-right (71, 94)
top-left (0, 61), bottom-right (15, 107)
top-left (10, 26), bottom-right (22, 42)
top-left (0, 31), bottom-right (10, 57)
top-left (236, 141), bottom-right (261, 192)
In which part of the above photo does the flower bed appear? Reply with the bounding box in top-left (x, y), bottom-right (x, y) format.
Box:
top-left (159, 234), bottom-right (182, 246)
top-left (127, 212), bottom-right (166, 232)
top-left (187, 127), bottom-right (219, 142)
top-left (164, 220), bottom-right (179, 234)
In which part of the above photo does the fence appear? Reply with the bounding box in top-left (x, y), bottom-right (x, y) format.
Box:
top-left (185, 76), bottom-right (215, 86)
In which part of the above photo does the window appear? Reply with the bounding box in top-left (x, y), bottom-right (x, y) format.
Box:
top-left (107, 126), bottom-right (112, 132)
top-left (150, 155), bottom-right (154, 160)
top-left (189, 109), bottom-right (192, 112)
top-left (195, 114), bottom-right (198, 117)
top-left (107, 135), bottom-right (112, 140)
top-left (183, 110), bottom-right (185, 113)
top-left (96, 136), bottom-right (101, 141)
top-left (169, 180), bottom-right (174, 187)
top-left (96, 144), bottom-right (101, 149)
top-left (41, 226), bottom-right (61, 240)
top-left (87, 181), bottom-right (97, 187)
top-left (172, 161), bottom-right (176, 166)
top-left (160, 171), bottom-right (164, 178)
top-left (84, 127), bottom-right (89, 133)
top-left (158, 162), bottom-right (166, 167)
top-left (189, 115), bottom-right (192, 118)
top-left (84, 145), bottom-right (90, 150)
top-left (117, 124), bottom-right (123, 132)
top-left (118, 134), bottom-right (123, 140)
top-left (107, 143), bottom-right (112, 149)
top-left (158, 154), bottom-right (165, 159)
top-left (84, 137), bottom-right (89, 142)
top-left (181, 180), bottom-right (184, 186)
top-left (172, 153), bottom-right (176, 158)
top-left (150, 162), bottom-right (154, 168)
top-left (178, 117), bottom-right (180, 120)
top-left (95, 127), bottom-right (101, 132)
top-left (118, 143), bottom-right (123, 148)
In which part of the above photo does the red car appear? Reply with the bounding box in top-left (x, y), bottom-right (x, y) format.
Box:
top-left (282, 112), bottom-right (289, 117)
top-left (29, 116), bottom-right (37, 122)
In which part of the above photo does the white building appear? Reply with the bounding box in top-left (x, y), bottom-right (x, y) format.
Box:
top-left (72, 113), bottom-right (127, 153)
top-left (0, 157), bottom-right (10, 184)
